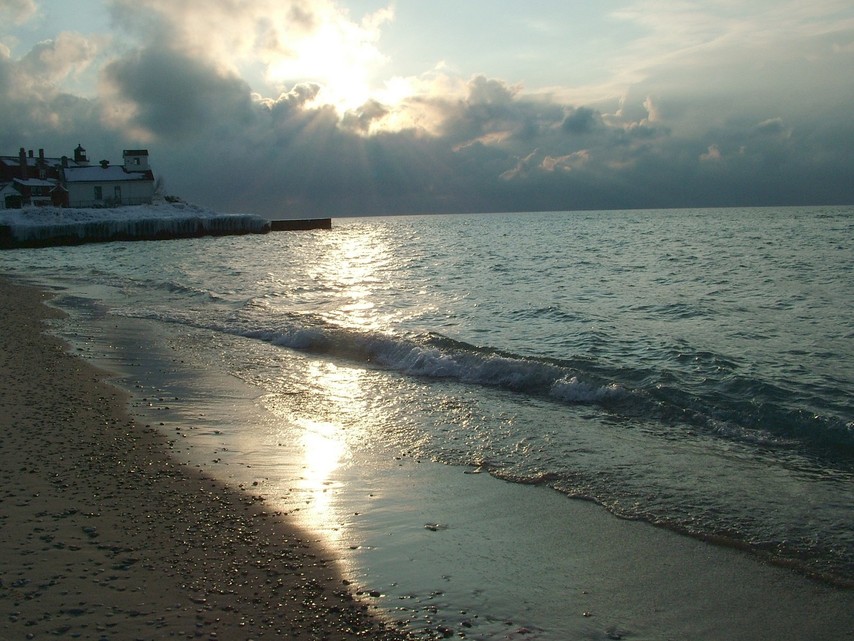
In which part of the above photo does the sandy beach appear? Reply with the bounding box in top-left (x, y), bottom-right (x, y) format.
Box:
top-left (0, 278), bottom-right (409, 640)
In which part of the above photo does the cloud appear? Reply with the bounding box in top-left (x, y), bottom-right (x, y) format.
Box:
top-left (0, 0), bottom-right (37, 25)
top-left (543, 150), bottom-right (590, 173)
top-left (106, 0), bottom-right (392, 111)
top-left (562, 107), bottom-right (599, 134)
top-left (100, 46), bottom-right (255, 140)
top-left (0, 31), bottom-right (103, 103)
top-left (107, 0), bottom-right (317, 65)
top-left (700, 144), bottom-right (723, 163)
top-left (501, 149), bottom-right (590, 181)
top-left (0, 32), bottom-right (106, 143)
top-left (255, 82), bottom-right (321, 112)
top-left (18, 32), bottom-right (102, 86)
top-left (754, 117), bottom-right (790, 137)
top-left (340, 99), bottom-right (389, 134)
top-left (423, 75), bottom-right (569, 150)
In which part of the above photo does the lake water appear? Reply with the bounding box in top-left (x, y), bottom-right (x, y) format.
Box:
top-left (3, 206), bottom-right (853, 636)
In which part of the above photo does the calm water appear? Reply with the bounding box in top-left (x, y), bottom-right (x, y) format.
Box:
top-left (3, 206), bottom-right (853, 586)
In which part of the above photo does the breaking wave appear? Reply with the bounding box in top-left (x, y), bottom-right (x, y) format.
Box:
top-left (121, 306), bottom-right (854, 458)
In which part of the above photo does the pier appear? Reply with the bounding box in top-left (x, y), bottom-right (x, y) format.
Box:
top-left (0, 212), bottom-right (332, 249)
top-left (270, 218), bottom-right (332, 231)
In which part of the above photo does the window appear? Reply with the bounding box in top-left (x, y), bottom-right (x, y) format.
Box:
top-left (94, 186), bottom-right (102, 200)
top-left (114, 186), bottom-right (122, 202)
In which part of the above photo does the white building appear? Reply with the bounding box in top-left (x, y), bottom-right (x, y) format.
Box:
top-left (0, 145), bottom-right (156, 209)
top-left (63, 149), bottom-right (155, 208)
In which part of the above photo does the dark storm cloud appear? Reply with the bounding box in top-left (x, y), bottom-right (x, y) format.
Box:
top-left (433, 76), bottom-right (565, 146)
top-left (139, 69), bottom-right (854, 216)
top-left (102, 47), bottom-right (254, 139)
top-left (561, 107), bottom-right (599, 135)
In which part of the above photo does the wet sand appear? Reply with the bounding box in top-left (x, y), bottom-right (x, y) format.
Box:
top-left (0, 278), bottom-right (408, 639)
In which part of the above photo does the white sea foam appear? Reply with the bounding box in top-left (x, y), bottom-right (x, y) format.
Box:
top-left (550, 375), bottom-right (624, 403)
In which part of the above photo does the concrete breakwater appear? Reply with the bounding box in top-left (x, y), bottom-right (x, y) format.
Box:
top-left (271, 218), bottom-right (332, 231)
top-left (0, 211), bottom-right (332, 249)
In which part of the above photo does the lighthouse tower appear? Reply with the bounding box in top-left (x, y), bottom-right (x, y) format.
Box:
top-left (73, 143), bottom-right (89, 165)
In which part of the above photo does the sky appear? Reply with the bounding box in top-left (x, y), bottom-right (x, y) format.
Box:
top-left (1, 0), bottom-right (853, 217)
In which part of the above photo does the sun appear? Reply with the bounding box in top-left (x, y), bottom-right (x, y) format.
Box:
top-left (265, 18), bottom-right (387, 113)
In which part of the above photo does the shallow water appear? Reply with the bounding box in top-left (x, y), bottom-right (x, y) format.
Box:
top-left (2, 206), bottom-right (852, 593)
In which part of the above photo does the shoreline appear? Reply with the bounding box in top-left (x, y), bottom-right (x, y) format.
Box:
top-left (3, 274), bottom-right (854, 641)
top-left (57, 300), bottom-right (854, 641)
top-left (0, 278), bottom-right (408, 639)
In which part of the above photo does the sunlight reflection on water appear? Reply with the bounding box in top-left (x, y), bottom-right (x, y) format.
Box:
top-left (313, 225), bottom-right (390, 331)
top-left (272, 359), bottom-right (379, 550)
top-left (295, 418), bottom-right (346, 532)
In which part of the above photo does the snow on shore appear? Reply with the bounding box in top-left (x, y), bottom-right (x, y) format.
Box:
top-left (0, 202), bottom-right (271, 248)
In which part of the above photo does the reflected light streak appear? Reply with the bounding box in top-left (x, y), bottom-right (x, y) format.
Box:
top-left (298, 418), bottom-right (345, 516)
top-left (291, 360), bottom-right (372, 548)
top-left (315, 229), bottom-right (392, 331)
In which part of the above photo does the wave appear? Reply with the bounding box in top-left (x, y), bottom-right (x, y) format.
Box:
top-left (241, 319), bottom-right (626, 405)
top-left (126, 307), bottom-right (626, 406)
top-left (122, 307), bottom-right (854, 457)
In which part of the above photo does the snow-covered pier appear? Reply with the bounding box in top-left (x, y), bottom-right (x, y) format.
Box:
top-left (0, 204), bottom-right (329, 249)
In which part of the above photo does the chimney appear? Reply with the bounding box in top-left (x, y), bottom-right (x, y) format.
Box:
top-left (19, 147), bottom-right (28, 180)
top-left (38, 148), bottom-right (45, 160)
top-left (28, 149), bottom-right (34, 158)
top-left (61, 156), bottom-right (68, 168)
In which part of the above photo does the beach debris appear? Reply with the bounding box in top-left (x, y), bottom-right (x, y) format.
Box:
top-left (424, 523), bottom-right (448, 531)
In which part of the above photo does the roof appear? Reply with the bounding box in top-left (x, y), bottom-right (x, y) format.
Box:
top-left (14, 177), bottom-right (56, 187)
top-left (0, 155), bottom-right (83, 169)
top-left (63, 165), bottom-right (154, 183)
